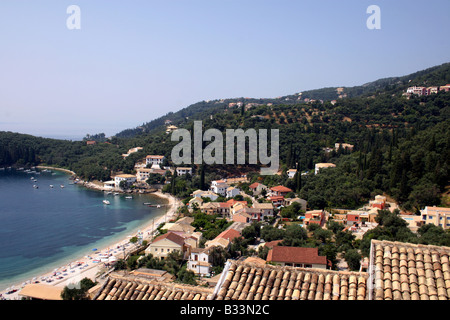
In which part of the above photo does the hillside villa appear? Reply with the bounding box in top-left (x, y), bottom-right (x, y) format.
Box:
top-left (266, 246), bottom-right (329, 269)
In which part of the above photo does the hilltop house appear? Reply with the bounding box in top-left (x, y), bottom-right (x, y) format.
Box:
top-left (266, 246), bottom-right (329, 269)
top-left (270, 185), bottom-right (293, 197)
top-left (287, 169), bottom-right (297, 179)
top-left (314, 163), bottom-right (336, 175)
top-left (146, 155), bottom-right (165, 168)
top-left (304, 210), bottom-right (326, 227)
top-left (420, 206), bottom-right (450, 230)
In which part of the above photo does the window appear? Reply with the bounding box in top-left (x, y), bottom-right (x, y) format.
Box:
top-left (304, 264), bottom-right (312, 268)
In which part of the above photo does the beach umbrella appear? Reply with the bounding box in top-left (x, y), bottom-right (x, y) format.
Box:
top-left (92, 248), bottom-right (97, 251)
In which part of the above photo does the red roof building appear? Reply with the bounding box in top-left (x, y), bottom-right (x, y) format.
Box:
top-left (266, 246), bottom-right (329, 269)
top-left (216, 228), bottom-right (242, 242)
top-left (270, 185), bottom-right (293, 196)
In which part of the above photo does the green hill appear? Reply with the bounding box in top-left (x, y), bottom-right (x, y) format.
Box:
top-left (1, 62), bottom-right (449, 211)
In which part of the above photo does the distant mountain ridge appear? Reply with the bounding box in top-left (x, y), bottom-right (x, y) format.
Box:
top-left (115, 62), bottom-right (450, 138)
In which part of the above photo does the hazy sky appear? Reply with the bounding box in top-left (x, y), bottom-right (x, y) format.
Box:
top-left (0, 0), bottom-right (449, 140)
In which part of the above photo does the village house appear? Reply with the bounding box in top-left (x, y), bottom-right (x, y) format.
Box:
top-left (135, 167), bottom-right (167, 182)
top-left (248, 182), bottom-right (268, 195)
top-left (187, 247), bottom-right (212, 277)
top-left (191, 190), bottom-right (219, 201)
top-left (269, 185), bottom-right (293, 197)
top-left (145, 232), bottom-right (189, 260)
top-left (284, 197), bottom-right (307, 211)
top-left (370, 195), bottom-right (387, 210)
top-left (165, 124), bottom-right (178, 134)
top-left (145, 155), bottom-right (165, 168)
top-left (420, 206), bottom-right (450, 230)
top-left (304, 210), bottom-right (326, 227)
top-left (440, 84), bottom-right (450, 92)
top-left (314, 163), bottom-right (336, 175)
top-left (210, 180), bottom-right (229, 196)
top-left (188, 197), bottom-right (203, 209)
top-left (335, 143), bottom-right (354, 152)
top-left (176, 167), bottom-right (192, 176)
top-left (226, 186), bottom-right (240, 198)
top-left (252, 202), bottom-right (274, 219)
top-left (266, 246), bottom-right (329, 269)
top-left (204, 228), bottom-right (242, 249)
top-left (114, 174), bottom-right (137, 189)
top-left (267, 196), bottom-right (285, 207)
top-left (287, 169), bottom-right (297, 179)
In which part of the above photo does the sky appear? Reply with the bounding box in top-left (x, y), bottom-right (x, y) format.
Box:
top-left (0, 0), bottom-right (449, 140)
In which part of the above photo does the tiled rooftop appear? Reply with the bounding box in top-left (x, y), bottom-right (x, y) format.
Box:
top-left (92, 273), bottom-right (213, 300)
top-left (213, 261), bottom-right (369, 300)
top-left (369, 240), bottom-right (450, 300)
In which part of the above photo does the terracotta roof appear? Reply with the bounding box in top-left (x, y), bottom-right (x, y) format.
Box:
top-left (214, 261), bottom-right (369, 300)
top-left (152, 232), bottom-right (186, 247)
top-left (369, 240), bottom-right (450, 300)
top-left (270, 186), bottom-right (293, 193)
top-left (92, 273), bottom-right (213, 300)
top-left (249, 182), bottom-right (261, 189)
top-left (216, 228), bottom-right (241, 242)
top-left (264, 240), bottom-right (283, 249)
top-left (267, 246), bottom-right (328, 266)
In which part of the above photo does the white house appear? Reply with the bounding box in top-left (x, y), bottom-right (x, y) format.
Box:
top-left (176, 167), bottom-right (193, 176)
top-left (226, 186), bottom-right (241, 198)
top-left (146, 155), bottom-right (165, 168)
top-left (187, 247), bottom-right (212, 277)
top-left (287, 169), bottom-right (297, 179)
top-left (210, 180), bottom-right (229, 197)
top-left (191, 190), bottom-right (219, 201)
top-left (114, 174), bottom-right (137, 188)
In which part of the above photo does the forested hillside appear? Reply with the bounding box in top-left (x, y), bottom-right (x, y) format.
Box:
top-left (1, 63), bottom-right (449, 211)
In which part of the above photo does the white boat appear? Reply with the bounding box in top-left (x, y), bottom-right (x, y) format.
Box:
top-left (33, 185), bottom-right (39, 189)
top-left (50, 185), bottom-right (54, 188)
top-left (125, 196), bottom-right (133, 199)
top-left (60, 185), bottom-right (64, 188)
top-left (103, 200), bottom-right (110, 205)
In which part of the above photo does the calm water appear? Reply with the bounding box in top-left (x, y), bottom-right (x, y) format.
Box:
top-left (0, 168), bottom-right (167, 290)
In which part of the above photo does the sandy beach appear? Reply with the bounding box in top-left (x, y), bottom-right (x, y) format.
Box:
top-left (0, 190), bottom-right (181, 300)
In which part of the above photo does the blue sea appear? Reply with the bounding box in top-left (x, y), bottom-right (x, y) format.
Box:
top-left (0, 168), bottom-right (167, 291)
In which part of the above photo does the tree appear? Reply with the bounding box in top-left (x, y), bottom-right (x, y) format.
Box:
top-left (61, 278), bottom-right (96, 300)
top-left (344, 249), bottom-right (361, 271)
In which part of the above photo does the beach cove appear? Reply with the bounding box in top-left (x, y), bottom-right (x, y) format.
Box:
top-left (0, 167), bottom-right (181, 300)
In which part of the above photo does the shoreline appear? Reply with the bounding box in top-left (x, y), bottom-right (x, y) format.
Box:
top-left (0, 177), bottom-right (181, 299)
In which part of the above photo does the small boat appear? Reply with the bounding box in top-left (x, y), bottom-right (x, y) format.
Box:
top-left (50, 185), bottom-right (54, 188)
top-left (33, 185), bottom-right (39, 189)
top-left (60, 185), bottom-right (64, 188)
top-left (103, 200), bottom-right (110, 205)
top-left (125, 196), bottom-right (133, 199)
